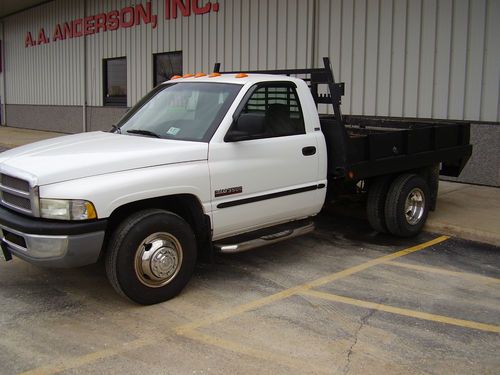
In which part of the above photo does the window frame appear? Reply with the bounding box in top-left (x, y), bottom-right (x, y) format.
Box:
top-left (227, 81), bottom-right (306, 141)
top-left (103, 57), bottom-right (127, 107)
top-left (153, 51), bottom-right (183, 87)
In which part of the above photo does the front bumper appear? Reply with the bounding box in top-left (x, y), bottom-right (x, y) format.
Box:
top-left (0, 205), bottom-right (107, 268)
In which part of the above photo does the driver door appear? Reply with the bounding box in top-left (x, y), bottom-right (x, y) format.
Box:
top-left (208, 82), bottom-right (323, 240)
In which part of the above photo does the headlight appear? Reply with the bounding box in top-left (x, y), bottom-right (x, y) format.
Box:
top-left (40, 199), bottom-right (97, 220)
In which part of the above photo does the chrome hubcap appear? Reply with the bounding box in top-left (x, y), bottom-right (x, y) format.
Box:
top-left (405, 188), bottom-right (425, 225)
top-left (134, 232), bottom-right (183, 288)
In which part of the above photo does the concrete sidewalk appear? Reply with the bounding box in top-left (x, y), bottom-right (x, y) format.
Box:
top-left (0, 125), bottom-right (499, 247)
top-left (0, 125), bottom-right (64, 149)
top-left (425, 182), bottom-right (500, 247)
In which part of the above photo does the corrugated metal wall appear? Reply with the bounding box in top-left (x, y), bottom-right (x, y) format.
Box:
top-left (314, 0), bottom-right (500, 122)
top-left (84, 0), bottom-right (314, 106)
top-left (2, 0), bottom-right (500, 121)
top-left (3, 0), bottom-right (84, 106)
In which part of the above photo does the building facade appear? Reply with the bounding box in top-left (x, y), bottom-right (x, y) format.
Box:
top-left (0, 0), bottom-right (499, 185)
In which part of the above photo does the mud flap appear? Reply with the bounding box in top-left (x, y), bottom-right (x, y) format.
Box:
top-left (1, 240), bottom-right (12, 261)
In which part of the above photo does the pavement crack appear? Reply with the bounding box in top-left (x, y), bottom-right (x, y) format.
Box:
top-left (342, 308), bottom-right (376, 375)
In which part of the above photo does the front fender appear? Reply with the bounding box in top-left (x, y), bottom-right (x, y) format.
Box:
top-left (38, 161), bottom-right (211, 218)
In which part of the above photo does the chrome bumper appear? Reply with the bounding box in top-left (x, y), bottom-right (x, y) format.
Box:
top-left (0, 223), bottom-right (105, 268)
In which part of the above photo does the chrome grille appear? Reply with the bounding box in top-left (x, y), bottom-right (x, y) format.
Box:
top-left (1, 174), bottom-right (30, 192)
top-left (2, 191), bottom-right (32, 210)
top-left (0, 173), bottom-right (35, 215)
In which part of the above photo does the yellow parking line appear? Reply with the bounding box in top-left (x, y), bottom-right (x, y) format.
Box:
top-left (182, 329), bottom-right (333, 374)
top-left (299, 235), bottom-right (450, 289)
top-left (21, 235), bottom-right (449, 375)
top-left (299, 289), bottom-right (500, 334)
top-left (177, 235), bottom-right (449, 334)
top-left (386, 261), bottom-right (500, 284)
top-left (20, 336), bottom-right (161, 375)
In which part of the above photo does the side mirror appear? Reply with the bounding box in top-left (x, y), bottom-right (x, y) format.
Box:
top-left (224, 113), bottom-right (266, 142)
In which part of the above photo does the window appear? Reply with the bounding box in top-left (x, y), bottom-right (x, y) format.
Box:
top-left (118, 82), bottom-right (241, 142)
top-left (153, 51), bottom-right (183, 86)
top-left (103, 57), bottom-right (127, 106)
top-left (239, 83), bottom-right (305, 138)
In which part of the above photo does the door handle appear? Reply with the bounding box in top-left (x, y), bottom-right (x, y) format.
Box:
top-left (302, 146), bottom-right (316, 156)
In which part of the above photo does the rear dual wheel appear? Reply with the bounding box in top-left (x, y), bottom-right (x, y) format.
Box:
top-left (367, 174), bottom-right (430, 237)
top-left (366, 176), bottom-right (393, 233)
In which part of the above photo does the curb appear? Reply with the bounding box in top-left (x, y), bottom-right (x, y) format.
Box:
top-left (425, 221), bottom-right (500, 247)
top-left (325, 202), bottom-right (499, 247)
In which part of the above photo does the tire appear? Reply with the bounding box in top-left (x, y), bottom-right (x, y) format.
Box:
top-left (385, 174), bottom-right (430, 237)
top-left (366, 176), bottom-right (393, 233)
top-left (105, 209), bottom-right (197, 305)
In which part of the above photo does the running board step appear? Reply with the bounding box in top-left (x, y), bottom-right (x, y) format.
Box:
top-left (214, 221), bottom-right (315, 254)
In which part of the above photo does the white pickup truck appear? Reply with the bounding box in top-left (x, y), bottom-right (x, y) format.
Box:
top-left (0, 59), bottom-right (471, 304)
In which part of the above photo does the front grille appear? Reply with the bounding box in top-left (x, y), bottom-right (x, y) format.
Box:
top-left (2, 191), bottom-right (32, 210)
top-left (0, 173), bottom-right (35, 215)
top-left (1, 174), bottom-right (30, 192)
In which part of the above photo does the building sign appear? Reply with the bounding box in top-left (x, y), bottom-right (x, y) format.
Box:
top-left (24, 0), bottom-right (220, 48)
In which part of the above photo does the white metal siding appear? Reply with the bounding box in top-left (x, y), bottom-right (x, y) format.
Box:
top-left (3, 0), bottom-right (84, 106)
top-left (2, 0), bottom-right (499, 122)
top-left (82, 0), bottom-right (314, 107)
top-left (315, 0), bottom-right (500, 122)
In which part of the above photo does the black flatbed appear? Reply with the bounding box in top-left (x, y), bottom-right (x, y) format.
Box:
top-left (321, 114), bottom-right (471, 180)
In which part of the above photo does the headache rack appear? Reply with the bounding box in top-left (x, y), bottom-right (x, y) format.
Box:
top-left (213, 57), bottom-right (345, 123)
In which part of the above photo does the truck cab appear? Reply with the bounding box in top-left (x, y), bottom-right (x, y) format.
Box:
top-left (0, 73), bottom-right (327, 305)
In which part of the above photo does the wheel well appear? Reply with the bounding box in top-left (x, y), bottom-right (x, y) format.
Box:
top-left (103, 194), bottom-right (212, 260)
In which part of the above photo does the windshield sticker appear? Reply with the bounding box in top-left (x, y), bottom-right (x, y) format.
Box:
top-left (167, 127), bottom-right (180, 135)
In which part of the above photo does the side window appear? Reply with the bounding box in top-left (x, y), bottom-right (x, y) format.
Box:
top-left (239, 84), bottom-right (305, 138)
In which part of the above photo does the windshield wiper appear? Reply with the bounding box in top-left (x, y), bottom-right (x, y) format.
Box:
top-left (126, 129), bottom-right (161, 138)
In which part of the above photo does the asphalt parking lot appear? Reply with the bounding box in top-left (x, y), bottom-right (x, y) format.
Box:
top-left (1, 212), bottom-right (499, 375)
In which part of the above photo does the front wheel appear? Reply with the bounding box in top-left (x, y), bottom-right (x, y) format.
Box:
top-left (105, 209), bottom-right (197, 305)
top-left (384, 174), bottom-right (430, 237)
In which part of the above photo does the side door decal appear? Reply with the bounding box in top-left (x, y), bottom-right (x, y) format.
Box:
top-left (217, 183), bottom-right (325, 209)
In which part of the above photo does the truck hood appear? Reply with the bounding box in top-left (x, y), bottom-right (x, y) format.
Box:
top-left (0, 131), bottom-right (208, 186)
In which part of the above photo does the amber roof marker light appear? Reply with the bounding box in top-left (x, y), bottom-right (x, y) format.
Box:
top-left (170, 75), bottom-right (182, 80)
top-left (235, 73), bottom-right (248, 78)
top-left (182, 73), bottom-right (195, 78)
top-left (209, 72), bottom-right (221, 78)
top-left (195, 72), bottom-right (207, 78)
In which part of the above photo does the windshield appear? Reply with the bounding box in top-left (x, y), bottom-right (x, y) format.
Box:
top-left (118, 82), bottom-right (241, 142)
